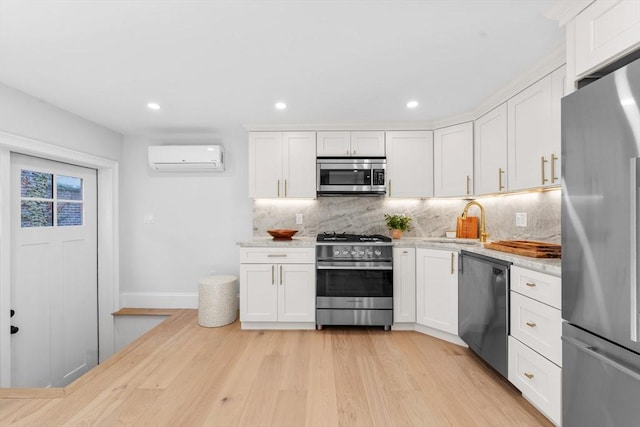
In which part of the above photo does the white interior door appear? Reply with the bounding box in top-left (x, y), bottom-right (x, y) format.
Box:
top-left (10, 153), bottom-right (98, 387)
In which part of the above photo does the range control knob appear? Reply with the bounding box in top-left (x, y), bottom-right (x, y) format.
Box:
top-left (374, 250), bottom-right (382, 256)
top-left (334, 250), bottom-right (341, 256)
top-left (366, 250), bottom-right (373, 256)
top-left (342, 251), bottom-right (349, 255)
top-left (358, 250), bottom-right (365, 256)
top-left (350, 250), bottom-right (357, 256)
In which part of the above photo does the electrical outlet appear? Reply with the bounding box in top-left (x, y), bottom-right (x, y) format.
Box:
top-left (516, 213), bottom-right (527, 227)
top-left (295, 213), bottom-right (303, 225)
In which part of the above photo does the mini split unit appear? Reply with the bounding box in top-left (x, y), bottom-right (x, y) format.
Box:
top-left (148, 145), bottom-right (224, 172)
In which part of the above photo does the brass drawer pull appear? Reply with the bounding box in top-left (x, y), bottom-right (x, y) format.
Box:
top-left (498, 168), bottom-right (505, 191)
top-left (271, 265), bottom-right (275, 285)
top-left (466, 175), bottom-right (471, 195)
top-left (277, 179), bottom-right (280, 197)
top-left (450, 252), bottom-right (455, 275)
top-left (541, 156), bottom-right (549, 184)
top-left (524, 372), bottom-right (534, 380)
top-left (525, 282), bottom-right (536, 287)
top-left (284, 180), bottom-right (288, 197)
top-left (551, 153), bottom-right (558, 183)
top-left (526, 321), bottom-right (537, 328)
top-left (280, 265), bottom-right (283, 285)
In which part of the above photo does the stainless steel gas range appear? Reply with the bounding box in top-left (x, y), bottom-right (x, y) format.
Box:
top-left (315, 232), bottom-right (393, 330)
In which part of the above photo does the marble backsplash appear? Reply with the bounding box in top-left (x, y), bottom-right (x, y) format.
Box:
top-left (253, 189), bottom-right (561, 243)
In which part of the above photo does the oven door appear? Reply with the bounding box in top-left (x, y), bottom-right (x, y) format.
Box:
top-left (316, 262), bottom-right (393, 308)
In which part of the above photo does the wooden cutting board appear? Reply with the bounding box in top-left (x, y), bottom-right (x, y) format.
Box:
top-left (484, 240), bottom-right (561, 258)
top-left (456, 216), bottom-right (478, 239)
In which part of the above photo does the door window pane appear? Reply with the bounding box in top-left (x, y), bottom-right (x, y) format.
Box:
top-left (56, 175), bottom-right (82, 201)
top-left (21, 170), bottom-right (53, 198)
top-left (21, 201), bottom-right (53, 227)
top-left (57, 202), bottom-right (83, 226)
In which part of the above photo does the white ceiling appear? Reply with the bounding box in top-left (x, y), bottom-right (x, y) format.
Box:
top-left (0, 0), bottom-right (564, 138)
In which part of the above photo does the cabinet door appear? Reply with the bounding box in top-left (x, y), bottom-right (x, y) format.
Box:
top-left (350, 131), bottom-right (385, 157)
top-left (474, 104), bottom-right (507, 195)
top-left (434, 122), bottom-right (473, 197)
top-left (249, 132), bottom-right (282, 198)
top-left (386, 131), bottom-right (434, 198)
top-left (240, 263), bottom-right (278, 322)
top-left (282, 132), bottom-right (316, 198)
top-left (278, 264), bottom-right (315, 322)
top-left (575, 0), bottom-right (640, 78)
top-left (416, 249), bottom-right (458, 334)
top-left (393, 247), bottom-right (416, 323)
top-left (507, 76), bottom-right (553, 191)
top-left (317, 131), bottom-right (351, 156)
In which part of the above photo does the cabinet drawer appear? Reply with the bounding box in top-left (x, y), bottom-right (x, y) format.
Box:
top-left (239, 247), bottom-right (315, 264)
top-left (511, 266), bottom-right (561, 309)
top-left (510, 291), bottom-right (562, 366)
top-left (508, 336), bottom-right (561, 426)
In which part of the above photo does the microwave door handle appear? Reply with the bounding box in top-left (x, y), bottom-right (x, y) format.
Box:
top-left (631, 157), bottom-right (639, 342)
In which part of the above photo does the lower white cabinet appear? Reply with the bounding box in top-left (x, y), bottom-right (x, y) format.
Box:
top-left (393, 247), bottom-right (416, 323)
top-left (416, 248), bottom-right (458, 335)
top-left (509, 337), bottom-right (561, 425)
top-left (239, 247), bottom-right (315, 326)
top-left (508, 266), bottom-right (562, 426)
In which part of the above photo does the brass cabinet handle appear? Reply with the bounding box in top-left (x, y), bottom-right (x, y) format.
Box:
top-left (277, 179), bottom-right (280, 197)
top-left (551, 153), bottom-right (558, 183)
top-left (279, 265), bottom-right (283, 285)
top-left (541, 156), bottom-right (549, 185)
top-left (524, 372), bottom-right (534, 380)
top-left (267, 254), bottom-right (287, 258)
top-left (526, 321), bottom-right (537, 328)
top-left (498, 168), bottom-right (505, 191)
top-left (402, 250), bottom-right (408, 254)
top-left (271, 265), bottom-right (275, 285)
top-left (525, 282), bottom-right (536, 287)
top-left (466, 175), bottom-right (471, 195)
top-left (284, 180), bottom-right (288, 197)
top-left (450, 252), bottom-right (455, 274)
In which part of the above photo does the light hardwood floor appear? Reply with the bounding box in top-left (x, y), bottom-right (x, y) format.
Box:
top-left (0, 310), bottom-right (552, 426)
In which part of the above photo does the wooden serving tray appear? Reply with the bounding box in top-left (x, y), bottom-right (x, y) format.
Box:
top-left (484, 240), bottom-right (561, 258)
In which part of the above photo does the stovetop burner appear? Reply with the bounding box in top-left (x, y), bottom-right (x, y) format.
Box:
top-left (317, 232), bottom-right (392, 243)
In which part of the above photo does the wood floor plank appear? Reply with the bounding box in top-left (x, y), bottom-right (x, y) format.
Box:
top-left (0, 310), bottom-right (554, 426)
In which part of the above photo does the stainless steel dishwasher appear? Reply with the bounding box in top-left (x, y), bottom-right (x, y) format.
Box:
top-left (458, 250), bottom-right (511, 378)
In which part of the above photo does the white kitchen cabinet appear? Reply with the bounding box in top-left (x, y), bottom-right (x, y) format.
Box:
top-left (317, 131), bottom-right (385, 157)
top-left (416, 248), bottom-right (458, 335)
top-left (507, 66), bottom-right (565, 191)
top-left (474, 103), bottom-right (508, 195)
top-left (386, 131), bottom-right (434, 198)
top-left (249, 131), bottom-right (316, 198)
top-left (508, 266), bottom-right (562, 426)
top-left (239, 247), bottom-right (315, 327)
top-left (393, 247), bottom-right (416, 324)
top-left (434, 122), bottom-right (473, 197)
top-left (574, 0), bottom-right (640, 79)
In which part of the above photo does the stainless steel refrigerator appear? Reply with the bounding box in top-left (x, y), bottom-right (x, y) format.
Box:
top-left (562, 56), bottom-right (640, 427)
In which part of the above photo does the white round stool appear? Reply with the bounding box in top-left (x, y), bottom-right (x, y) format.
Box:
top-left (197, 275), bottom-right (239, 327)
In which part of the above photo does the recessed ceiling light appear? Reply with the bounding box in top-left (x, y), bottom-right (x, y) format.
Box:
top-left (407, 100), bottom-right (419, 109)
top-left (147, 102), bottom-right (161, 110)
top-left (275, 102), bottom-right (287, 110)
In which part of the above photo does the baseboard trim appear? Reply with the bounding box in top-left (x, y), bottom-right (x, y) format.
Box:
top-left (119, 292), bottom-right (198, 309)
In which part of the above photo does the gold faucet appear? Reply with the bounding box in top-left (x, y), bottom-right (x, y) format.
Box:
top-left (461, 200), bottom-right (490, 243)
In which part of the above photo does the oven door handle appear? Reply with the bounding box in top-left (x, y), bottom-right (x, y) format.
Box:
top-left (317, 265), bottom-right (393, 270)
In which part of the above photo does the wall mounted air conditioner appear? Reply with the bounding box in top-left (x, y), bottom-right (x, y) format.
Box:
top-left (148, 145), bottom-right (224, 172)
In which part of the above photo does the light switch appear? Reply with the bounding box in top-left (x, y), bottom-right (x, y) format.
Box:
top-left (296, 213), bottom-right (303, 225)
top-left (143, 214), bottom-right (154, 224)
top-left (516, 213), bottom-right (527, 227)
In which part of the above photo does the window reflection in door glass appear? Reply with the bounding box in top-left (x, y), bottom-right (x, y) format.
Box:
top-left (21, 201), bottom-right (53, 227)
top-left (20, 170), bottom-right (53, 198)
top-left (56, 175), bottom-right (82, 200)
top-left (57, 202), bottom-right (83, 226)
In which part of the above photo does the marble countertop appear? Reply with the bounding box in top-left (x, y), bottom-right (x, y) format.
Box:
top-left (237, 237), bottom-right (561, 276)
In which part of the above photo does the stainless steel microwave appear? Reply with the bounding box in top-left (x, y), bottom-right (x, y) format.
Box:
top-left (317, 158), bottom-right (386, 196)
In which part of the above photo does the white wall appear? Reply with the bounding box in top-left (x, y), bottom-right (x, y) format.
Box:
top-left (119, 133), bottom-right (252, 307)
top-left (0, 84), bottom-right (123, 160)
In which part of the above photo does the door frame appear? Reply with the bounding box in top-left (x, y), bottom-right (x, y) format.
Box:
top-left (0, 131), bottom-right (119, 387)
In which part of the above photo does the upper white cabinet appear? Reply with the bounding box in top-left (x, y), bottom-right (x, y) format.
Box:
top-left (574, 0), bottom-right (640, 79)
top-left (249, 131), bottom-right (316, 198)
top-left (433, 122), bottom-right (473, 197)
top-left (317, 131), bottom-right (385, 157)
top-left (507, 66), bottom-right (565, 191)
top-left (386, 131), bottom-right (434, 198)
top-left (416, 248), bottom-right (458, 335)
top-left (474, 103), bottom-right (508, 195)
top-left (393, 247), bottom-right (416, 324)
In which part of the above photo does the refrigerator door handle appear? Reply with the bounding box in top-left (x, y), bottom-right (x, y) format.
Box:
top-left (563, 335), bottom-right (640, 381)
top-left (632, 157), bottom-right (639, 342)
